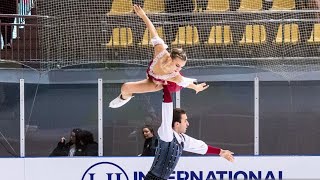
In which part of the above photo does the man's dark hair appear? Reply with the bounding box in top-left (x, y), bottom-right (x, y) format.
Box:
top-left (79, 130), bottom-right (95, 145)
top-left (72, 128), bottom-right (82, 134)
top-left (172, 108), bottom-right (186, 128)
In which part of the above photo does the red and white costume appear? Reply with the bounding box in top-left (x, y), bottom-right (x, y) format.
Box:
top-left (147, 36), bottom-right (196, 92)
top-left (109, 36), bottom-right (196, 108)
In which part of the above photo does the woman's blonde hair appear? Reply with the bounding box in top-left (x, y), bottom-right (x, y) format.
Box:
top-left (170, 48), bottom-right (187, 61)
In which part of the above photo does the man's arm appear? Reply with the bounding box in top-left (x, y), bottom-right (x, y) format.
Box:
top-left (182, 134), bottom-right (213, 155)
top-left (157, 85), bottom-right (174, 142)
top-left (182, 134), bottom-right (234, 162)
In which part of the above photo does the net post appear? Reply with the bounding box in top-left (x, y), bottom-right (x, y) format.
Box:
top-left (175, 91), bottom-right (181, 108)
top-left (20, 79), bottom-right (25, 157)
top-left (254, 76), bottom-right (259, 155)
top-left (98, 78), bottom-right (103, 156)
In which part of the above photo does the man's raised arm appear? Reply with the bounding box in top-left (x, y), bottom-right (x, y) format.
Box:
top-left (157, 85), bottom-right (174, 142)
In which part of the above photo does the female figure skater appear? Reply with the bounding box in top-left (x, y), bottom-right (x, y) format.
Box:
top-left (109, 5), bottom-right (209, 108)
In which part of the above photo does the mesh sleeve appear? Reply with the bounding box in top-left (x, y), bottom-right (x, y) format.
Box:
top-left (151, 36), bottom-right (168, 49)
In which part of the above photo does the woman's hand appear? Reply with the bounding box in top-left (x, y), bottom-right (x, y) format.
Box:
top-left (133, 5), bottom-right (146, 19)
top-left (194, 83), bottom-right (209, 94)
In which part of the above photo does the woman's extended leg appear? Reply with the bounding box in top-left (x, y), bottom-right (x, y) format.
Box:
top-left (121, 79), bottom-right (163, 99)
top-left (109, 79), bottom-right (163, 108)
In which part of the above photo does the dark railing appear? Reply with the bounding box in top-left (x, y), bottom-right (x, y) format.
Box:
top-left (0, 14), bottom-right (42, 68)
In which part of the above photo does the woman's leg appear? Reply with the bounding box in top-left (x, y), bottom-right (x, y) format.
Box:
top-left (121, 79), bottom-right (163, 99)
top-left (109, 79), bottom-right (163, 108)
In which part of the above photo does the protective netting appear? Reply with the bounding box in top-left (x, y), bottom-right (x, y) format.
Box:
top-left (37, 0), bottom-right (320, 79)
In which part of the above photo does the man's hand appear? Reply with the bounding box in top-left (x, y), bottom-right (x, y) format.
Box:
top-left (219, 149), bottom-right (234, 162)
top-left (195, 83), bottom-right (209, 94)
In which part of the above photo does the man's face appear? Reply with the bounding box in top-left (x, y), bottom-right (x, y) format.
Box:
top-left (176, 113), bottom-right (189, 134)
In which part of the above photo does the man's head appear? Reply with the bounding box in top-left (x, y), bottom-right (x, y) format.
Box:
top-left (172, 108), bottom-right (189, 134)
top-left (79, 130), bottom-right (95, 145)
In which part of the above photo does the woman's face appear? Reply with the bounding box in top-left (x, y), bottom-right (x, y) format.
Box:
top-left (168, 57), bottom-right (186, 73)
top-left (143, 128), bottom-right (154, 139)
top-left (70, 132), bottom-right (76, 143)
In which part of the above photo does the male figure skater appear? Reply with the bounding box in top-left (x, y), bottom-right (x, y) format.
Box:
top-left (145, 85), bottom-right (234, 180)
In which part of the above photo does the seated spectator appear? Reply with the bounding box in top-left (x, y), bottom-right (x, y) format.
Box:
top-left (141, 125), bottom-right (158, 156)
top-left (0, 0), bottom-right (17, 49)
top-left (78, 130), bottom-right (98, 156)
top-left (49, 128), bottom-right (83, 157)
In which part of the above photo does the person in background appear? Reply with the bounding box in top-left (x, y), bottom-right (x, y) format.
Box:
top-left (49, 128), bottom-right (83, 156)
top-left (0, 0), bottom-right (17, 49)
top-left (141, 125), bottom-right (158, 156)
top-left (78, 130), bottom-right (98, 156)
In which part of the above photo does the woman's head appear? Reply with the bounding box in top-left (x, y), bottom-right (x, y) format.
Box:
top-left (168, 48), bottom-right (187, 73)
top-left (79, 130), bottom-right (95, 146)
top-left (142, 125), bottom-right (154, 139)
top-left (70, 128), bottom-right (82, 144)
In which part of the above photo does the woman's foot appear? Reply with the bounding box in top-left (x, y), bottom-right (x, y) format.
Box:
top-left (109, 94), bottom-right (134, 108)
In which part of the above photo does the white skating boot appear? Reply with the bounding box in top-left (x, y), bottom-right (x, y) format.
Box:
top-left (109, 95), bottom-right (133, 108)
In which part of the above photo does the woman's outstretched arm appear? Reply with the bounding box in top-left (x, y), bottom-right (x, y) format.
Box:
top-left (133, 5), bottom-right (167, 52)
top-left (134, 5), bottom-right (158, 38)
